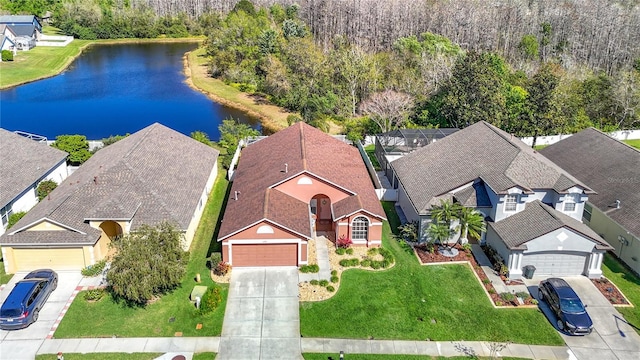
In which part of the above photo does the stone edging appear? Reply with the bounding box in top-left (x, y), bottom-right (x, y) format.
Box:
top-left (602, 276), bottom-right (635, 308)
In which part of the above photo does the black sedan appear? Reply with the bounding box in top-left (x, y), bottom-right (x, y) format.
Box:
top-left (0, 269), bottom-right (58, 330)
top-left (539, 277), bottom-right (593, 335)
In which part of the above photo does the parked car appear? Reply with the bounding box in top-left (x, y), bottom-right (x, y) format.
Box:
top-left (538, 277), bottom-right (593, 335)
top-left (0, 269), bottom-right (58, 330)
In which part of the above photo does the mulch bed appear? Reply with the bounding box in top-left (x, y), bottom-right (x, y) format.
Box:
top-left (591, 277), bottom-right (630, 305)
top-left (414, 244), bottom-right (536, 307)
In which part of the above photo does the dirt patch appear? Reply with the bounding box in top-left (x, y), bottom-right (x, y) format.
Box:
top-left (591, 277), bottom-right (630, 305)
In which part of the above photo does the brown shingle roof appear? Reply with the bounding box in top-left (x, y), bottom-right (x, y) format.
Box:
top-left (488, 201), bottom-right (612, 250)
top-left (391, 121), bottom-right (593, 215)
top-left (540, 128), bottom-right (640, 237)
top-left (1, 123), bottom-right (219, 245)
top-left (218, 122), bottom-right (385, 240)
top-left (0, 129), bottom-right (68, 208)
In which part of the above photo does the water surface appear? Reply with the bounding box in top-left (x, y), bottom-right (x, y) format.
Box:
top-left (0, 42), bottom-right (257, 140)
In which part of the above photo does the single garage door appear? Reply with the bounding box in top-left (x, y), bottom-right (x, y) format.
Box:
top-left (232, 243), bottom-right (297, 267)
top-left (12, 248), bottom-right (86, 271)
top-left (521, 252), bottom-right (588, 276)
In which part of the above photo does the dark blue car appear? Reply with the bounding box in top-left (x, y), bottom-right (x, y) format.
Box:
top-left (0, 269), bottom-right (58, 330)
top-left (539, 277), bottom-right (593, 335)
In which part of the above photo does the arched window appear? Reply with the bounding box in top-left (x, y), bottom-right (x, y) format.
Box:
top-left (351, 216), bottom-right (369, 240)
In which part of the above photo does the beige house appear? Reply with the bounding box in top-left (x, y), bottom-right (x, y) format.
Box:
top-left (0, 123), bottom-right (219, 273)
top-left (541, 128), bottom-right (640, 275)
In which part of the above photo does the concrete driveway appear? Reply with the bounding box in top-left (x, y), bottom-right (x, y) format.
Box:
top-left (528, 276), bottom-right (640, 360)
top-left (0, 271), bottom-right (83, 360)
top-left (217, 267), bottom-right (302, 360)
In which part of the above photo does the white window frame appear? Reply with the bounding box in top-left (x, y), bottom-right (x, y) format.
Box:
top-left (504, 194), bottom-right (518, 212)
top-left (563, 194), bottom-right (578, 212)
top-left (351, 216), bottom-right (369, 241)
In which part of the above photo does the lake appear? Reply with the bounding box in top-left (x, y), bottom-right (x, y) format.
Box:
top-left (0, 42), bottom-right (258, 141)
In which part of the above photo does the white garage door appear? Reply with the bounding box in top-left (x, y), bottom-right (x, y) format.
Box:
top-left (13, 248), bottom-right (87, 271)
top-left (521, 252), bottom-right (588, 276)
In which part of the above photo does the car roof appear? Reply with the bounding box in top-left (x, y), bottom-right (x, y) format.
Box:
top-left (24, 269), bottom-right (55, 279)
top-left (0, 281), bottom-right (38, 309)
top-left (546, 278), bottom-right (580, 299)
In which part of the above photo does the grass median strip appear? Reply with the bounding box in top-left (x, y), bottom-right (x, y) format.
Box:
top-left (303, 355), bottom-right (531, 360)
top-left (54, 166), bottom-right (230, 338)
top-left (299, 202), bottom-right (563, 345)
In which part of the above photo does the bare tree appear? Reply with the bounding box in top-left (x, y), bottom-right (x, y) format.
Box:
top-left (359, 89), bottom-right (414, 133)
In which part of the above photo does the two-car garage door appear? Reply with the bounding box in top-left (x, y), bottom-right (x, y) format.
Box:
top-left (521, 251), bottom-right (588, 276)
top-left (12, 248), bottom-right (87, 271)
top-left (231, 244), bottom-right (298, 267)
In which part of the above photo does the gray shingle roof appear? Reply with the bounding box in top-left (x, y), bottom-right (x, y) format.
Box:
top-left (0, 129), bottom-right (68, 208)
top-left (540, 128), bottom-right (640, 238)
top-left (0, 15), bottom-right (38, 24)
top-left (1, 123), bottom-right (219, 246)
top-left (391, 121), bottom-right (593, 215)
top-left (488, 201), bottom-right (612, 250)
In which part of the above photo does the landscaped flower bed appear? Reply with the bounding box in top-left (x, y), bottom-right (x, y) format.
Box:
top-left (414, 243), bottom-right (537, 307)
top-left (592, 277), bottom-right (630, 305)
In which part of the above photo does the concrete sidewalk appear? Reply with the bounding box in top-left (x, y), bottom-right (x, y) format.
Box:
top-left (36, 337), bottom-right (574, 359)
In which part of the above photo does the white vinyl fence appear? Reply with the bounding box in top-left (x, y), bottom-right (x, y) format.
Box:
top-left (37, 35), bottom-right (73, 47)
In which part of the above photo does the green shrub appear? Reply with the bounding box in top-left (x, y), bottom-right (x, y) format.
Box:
top-left (326, 285), bottom-right (335, 292)
top-left (300, 264), bottom-right (319, 273)
top-left (1, 50), bottom-right (13, 61)
top-left (310, 279), bottom-right (319, 285)
top-left (331, 270), bottom-right (337, 276)
top-left (81, 259), bottom-right (107, 277)
top-left (370, 261), bottom-right (382, 269)
top-left (488, 288), bottom-right (496, 294)
top-left (515, 291), bottom-right (531, 299)
top-left (482, 278), bottom-right (491, 284)
top-left (531, 299), bottom-right (539, 305)
top-left (330, 275), bottom-right (339, 283)
top-left (461, 243), bottom-right (472, 252)
top-left (210, 252), bottom-right (222, 267)
top-left (335, 248), bottom-right (346, 255)
top-left (200, 286), bottom-right (222, 314)
top-left (367, 247), bottom-right (379, 256)
top-left (381, 259), bottom-right (392, 268)
top-left (83, 288), bottom-right (105, 301)
top-left (345, 248), bottom-right (354, 255)
top-left (37, 180), bottom-right (58, 201)
top-left (499, 292), bottom-right (515, 302)
top-left (360, 259), bottom-right (372, 267)
top-left (339, 258), bottom-right (359, 267)
top-left (6, 212), bottom-right (26, 230)
top-left (319, 279), bottom-right (329, 287)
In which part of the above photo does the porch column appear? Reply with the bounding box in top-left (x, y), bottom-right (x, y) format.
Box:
top-left (586, 251), bottom-right (604, 278)
top-left (509, 252), bottom-right (523, 278)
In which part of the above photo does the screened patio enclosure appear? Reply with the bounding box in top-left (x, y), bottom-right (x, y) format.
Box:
top-left (375, 128), bottom-right (458, 188)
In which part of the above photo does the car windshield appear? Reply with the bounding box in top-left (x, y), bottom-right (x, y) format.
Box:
top-left (560, 298), bottom-right (586, 313)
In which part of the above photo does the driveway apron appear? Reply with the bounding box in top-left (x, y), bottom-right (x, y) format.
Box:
top-left (0, 271), bottom-right (84, 360)
top-left (529, 276), bottom-right (640, 360)
top-left (217, 267), bottom-right (302, 360)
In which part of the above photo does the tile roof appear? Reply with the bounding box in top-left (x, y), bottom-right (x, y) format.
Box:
top-left (1, 123), bottom-right (219, 246)
top-left (391, 121), bottom-right (593, 215)
top-left (488, 201), bottom-right (612, 250)
top-left (218, 122), bottom-right (385, 240)
top-left (540, 128), bottom-right (640, 237)
top-left (0, 129), bottom-right (68, 208)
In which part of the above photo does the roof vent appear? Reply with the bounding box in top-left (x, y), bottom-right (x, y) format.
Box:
top-left (93, 176), bottom-right (98, 184)
top-left (234, 191), bottom-right (241, 201)
top-left (615, 199), bottom-right (621, 209)
top-left (284, 163), bottom-right (288, 173)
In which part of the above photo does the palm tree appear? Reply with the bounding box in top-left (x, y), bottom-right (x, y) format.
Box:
top-left (430, 199), bottom-right (461, 224)
top-left (457, 206), bottom-right (486, 244)
top-left (427, 222), bottom-right (455, 247)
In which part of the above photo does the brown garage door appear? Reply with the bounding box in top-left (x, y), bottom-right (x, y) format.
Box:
top-left (232, 244), bottom-right (297, 266)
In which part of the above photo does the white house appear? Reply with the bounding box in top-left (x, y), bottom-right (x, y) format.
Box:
top-left (391, 121), bottom-right (613, 278)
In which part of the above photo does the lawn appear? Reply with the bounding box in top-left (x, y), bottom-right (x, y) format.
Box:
top-left (364, 144), bottom-right (381, 170)
top-left (602, 253), bottom-right (640, 335)
top-left (36, 354), bottom-right (161, 360)
top-left (0, 256), bottom-right (14, 285)
top-left (54, 165), bottom-right (230, 338)
top-left (303, 355), bottom-right (530, 360)
top-left (299, 202), bottom-right (563, 345)
top-left (622, 139), bottom-right (640, 150)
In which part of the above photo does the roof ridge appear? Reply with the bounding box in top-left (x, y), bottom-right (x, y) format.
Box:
top-left (587, 127), bottom-right (640, 153)
top-left (263, 188), bottom-right (271, 218)
top-left (299, 123), bottom-right (308, 170)
top-left (122, 123), bottom-right (157, 160)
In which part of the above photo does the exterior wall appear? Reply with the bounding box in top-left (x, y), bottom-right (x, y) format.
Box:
top-left (524, 228), bottom-right (597, 254)
top-left (183, 165), bottom-right (217, 251)
top-left (93, 235), bottom-right (111, 262)
top-left (586, 204), bottom-right (640, 275)
top-left (552, 187), bottom-right (587, 221)
top-left (335, 211), bottom-right (384, 247)
top-left (397, 183), bottom-right (419, 223)
top-left (275, 173), bottom-right (351, 204)
top-left (483, 183), bottom-right (501, 221)
top-left (484, 226), bottom-right (512, 266)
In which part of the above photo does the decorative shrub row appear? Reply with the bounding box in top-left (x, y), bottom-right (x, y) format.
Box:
top-left (339, 258), bottom-right (360, 267)
top-left (335, 247), bottom-right (354, 255)
top-left (300, 264), bottom-right (319, 273)
top-left (83, 288), bottom-right (105, 301)
top-left (309, 279), bottom-right (334, 292)
top-left (81, 259), bottom-right (107, 277)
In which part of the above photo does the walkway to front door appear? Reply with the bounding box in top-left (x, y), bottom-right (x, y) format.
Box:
top-left (216, 267), bottom-right (303, 360)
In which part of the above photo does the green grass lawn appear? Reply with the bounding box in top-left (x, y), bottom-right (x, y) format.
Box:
top-left (303, 354), bottom-right (530, 360)
top-left (622, 139), bottom-right (640, 150)
top-left (36, 354), bottom-right (162, 360)
top-left (299, 202), bottom-right (563, 345)
top-left (364, 144), bottom-right (381, 170)
top-left (602, 253), bottom-right (640, 334)
top-left (0, 256), bottom-right (14, 285)
top-left (54, 166), bottom-right (230, 338)
top-left (193, 353), bottom-right (216, 360)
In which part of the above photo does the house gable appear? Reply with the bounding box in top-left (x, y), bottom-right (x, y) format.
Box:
top-left (224, 220), bottom-right (304, 241)
top-left (274, 172), bottom-right (352, 204)
top-left (523, 227), bottom-right (600, 254)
